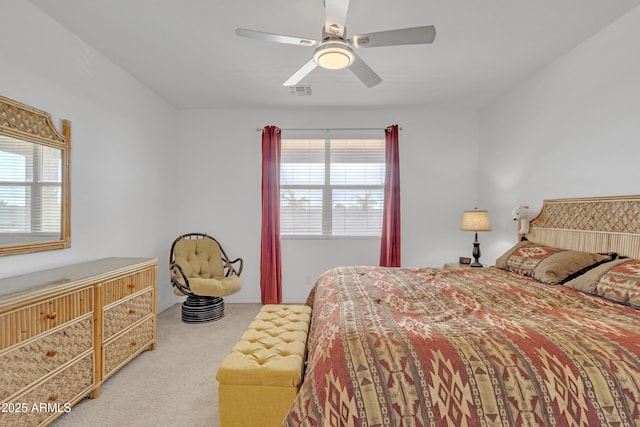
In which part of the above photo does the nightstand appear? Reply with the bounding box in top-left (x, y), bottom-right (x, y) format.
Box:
top-left (443, 263), bottom-right (481, 269)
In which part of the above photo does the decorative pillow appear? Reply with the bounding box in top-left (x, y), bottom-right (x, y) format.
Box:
top-left (494, 240), bottom-right (529, 269)
top-left (594, 259), bottom-right (640, 308)
top-left (563, 258), bottom-right (628, 294)
top-left (495, 241), bottom-right (614, 285)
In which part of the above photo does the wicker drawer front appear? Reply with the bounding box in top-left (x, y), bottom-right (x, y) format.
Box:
top-left (0, 316), bottom-right (93, 402)
top-left (0, 287), bottom-right (93, 351)
top-left (103, 289), bottom-right (153, 341)
top-left (0, 353), bottom-right (93, 427)
top-left (103, 317), bottom-right (154, 378)
top-left (101, 267), bottom-right (156, 307)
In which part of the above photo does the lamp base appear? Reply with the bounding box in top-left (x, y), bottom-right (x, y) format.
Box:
top-left (471, 233), bottom-right (483, 268)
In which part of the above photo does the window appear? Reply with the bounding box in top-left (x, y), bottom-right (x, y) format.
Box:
top-left (0, 137), bottom-right (62, 235)
top-left (280, 138), bottom-right (385, 236)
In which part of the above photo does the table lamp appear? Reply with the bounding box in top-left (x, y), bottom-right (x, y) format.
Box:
top-left (461, 209), bottom-right (492, 267)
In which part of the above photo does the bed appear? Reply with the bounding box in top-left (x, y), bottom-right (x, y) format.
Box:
top-left (284, 195), bottom-right (640, 426)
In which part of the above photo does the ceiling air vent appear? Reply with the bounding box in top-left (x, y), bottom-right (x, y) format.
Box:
top-left (289, 85), bottom-right (312, 96)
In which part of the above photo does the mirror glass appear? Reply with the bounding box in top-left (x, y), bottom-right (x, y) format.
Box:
top-left (0, 96), bottom-right (70, 256)
top-left (1, 135), bottom-right (62, 244)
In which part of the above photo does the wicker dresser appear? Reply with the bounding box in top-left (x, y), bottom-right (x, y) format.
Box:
top-left (0, 257), bottom-right (157, 426)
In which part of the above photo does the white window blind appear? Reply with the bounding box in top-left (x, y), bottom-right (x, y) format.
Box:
top-left (280, 137), bottom-right (385, 236)
top-left (0, 136), bottom-right (62, 235)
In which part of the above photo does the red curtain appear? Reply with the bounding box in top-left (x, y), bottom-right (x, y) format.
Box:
top-left (380, 124), bottom-right (401, 267)
top-left (260, 126), bottom-right (282, 304)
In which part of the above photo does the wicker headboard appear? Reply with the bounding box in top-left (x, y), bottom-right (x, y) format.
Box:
top-left (525, 195), bottom-right (640, 259)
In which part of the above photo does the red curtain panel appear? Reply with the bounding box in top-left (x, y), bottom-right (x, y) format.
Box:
top-left (260, 125), bottom-right (282, 303)
top-left (380, 124), bottom-right (401, 267)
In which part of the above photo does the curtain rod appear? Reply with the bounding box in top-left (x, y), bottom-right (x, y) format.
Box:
top-left (256, 127), bottom-right (402, 132)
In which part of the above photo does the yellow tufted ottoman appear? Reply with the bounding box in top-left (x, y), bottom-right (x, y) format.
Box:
top-left (216, 304), bottom-right (312, 427)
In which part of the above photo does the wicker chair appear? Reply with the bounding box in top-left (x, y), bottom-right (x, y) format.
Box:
top-left (170, 233), bottom-right (243, 323)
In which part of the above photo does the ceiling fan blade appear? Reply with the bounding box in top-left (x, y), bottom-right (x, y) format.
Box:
top-left (349, 54), bottom-right (382, 88)
top-left (282, 59), bottom-right (319, 86)
top-left (235, 28), bottom-right (317, 47)
top-left (324, 0), bottom-right (350, 37)
top-left (351, 25), bottom-right (436, 48)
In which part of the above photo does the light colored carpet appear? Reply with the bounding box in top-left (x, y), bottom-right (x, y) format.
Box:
top-left (51, 303), bottom-right (262, 427)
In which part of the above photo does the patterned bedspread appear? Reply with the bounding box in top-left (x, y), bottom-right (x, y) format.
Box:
top-left (284, 266), bottom-right (640, 427)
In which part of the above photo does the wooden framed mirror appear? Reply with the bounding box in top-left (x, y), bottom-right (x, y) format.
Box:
top-left (0, 96), bottom-right (70, 256)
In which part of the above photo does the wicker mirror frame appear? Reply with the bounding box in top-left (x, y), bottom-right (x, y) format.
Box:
top-left (0, 95), bottom-right (71, 256)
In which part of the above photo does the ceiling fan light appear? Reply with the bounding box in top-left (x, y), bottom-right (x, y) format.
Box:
top-left (316, 50), bottom-right (352, 69)
top-left (313, 43), bottom-right (354, 70)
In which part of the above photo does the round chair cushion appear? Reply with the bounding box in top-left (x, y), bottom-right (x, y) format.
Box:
top-left (187, 275), bottom-right (241, 297)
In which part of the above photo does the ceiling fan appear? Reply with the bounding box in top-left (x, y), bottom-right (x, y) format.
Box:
top-left (235, 0), bottom-right (436, 88)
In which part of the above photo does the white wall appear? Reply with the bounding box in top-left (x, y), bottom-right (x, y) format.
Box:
top-left (478, 6), bottom-right (640, 264)
top-left (177, 108), bottom-right (480, 302)
top-left (0, 0), bottom-right (181, 312)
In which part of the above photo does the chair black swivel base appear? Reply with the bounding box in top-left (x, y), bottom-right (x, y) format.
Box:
top-left (181, 295), bottom-right (225, 323)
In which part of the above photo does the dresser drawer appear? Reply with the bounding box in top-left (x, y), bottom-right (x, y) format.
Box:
top-left (103, 288), bottom-right (153, 341)
top-left (0, 287), bottom-right (93, 351)
top-left (0, 353), bottom-right (93, 427)
top-left (103, 317), bottom-right (154, 379)
top-left (0, 315), bottom-right (93, 401)
top-left (101, 267), bottom-right (156, 306)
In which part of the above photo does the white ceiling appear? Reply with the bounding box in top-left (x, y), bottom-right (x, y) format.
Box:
top-left (28, 0), bottom-right (640, 110)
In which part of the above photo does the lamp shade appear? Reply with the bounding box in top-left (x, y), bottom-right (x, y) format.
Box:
top-left (461, 209), bottom-right (492, 232)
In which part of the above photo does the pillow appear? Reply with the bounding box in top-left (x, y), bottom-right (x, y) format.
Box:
top-left (495, 241), bottom-right (614, 285)
top-left (594, 259), bottom-right (640, 308)
top-left (563, 258), bottom-right (628, 294)
top-left (495, 240), bottom-right (529, 270)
